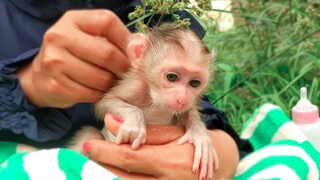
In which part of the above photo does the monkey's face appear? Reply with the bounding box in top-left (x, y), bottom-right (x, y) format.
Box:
top-left (149, 51), bottom-right (210, 113)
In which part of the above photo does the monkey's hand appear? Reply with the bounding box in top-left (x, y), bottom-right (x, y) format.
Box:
top-left (115, 113), bottom-right (147, 150)
top-left (177, 122), bottom-right (219, 180)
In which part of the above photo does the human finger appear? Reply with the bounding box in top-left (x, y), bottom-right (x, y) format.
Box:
top-left (31, 50), bottom-right (104, 107)
top-left (43, 72), bottom-right (103, 106)
top-left (60, 49), bottom-right (115, 91)
top-left (101, 165), bottom-right (156, 180)
top-left (104, 113), bottom-right (122, 135)
top-left (68, 10), bottom-right (130, 54)
top-left (85, 140), bottom-right (161, 176)
top-left (64, 32), bottom-right (129, 76)
top-left (86, 139), bottom-right (198, 179)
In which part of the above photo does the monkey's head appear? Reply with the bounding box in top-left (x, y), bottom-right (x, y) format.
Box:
top-left (127, 24), bottom-right (215, 113)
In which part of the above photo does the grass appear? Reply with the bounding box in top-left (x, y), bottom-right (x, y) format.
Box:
top-left (201, 0), bottom-right (320, 133)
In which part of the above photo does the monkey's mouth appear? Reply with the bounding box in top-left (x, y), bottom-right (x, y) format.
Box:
top-left (166, 104), bottom-right (189, 114)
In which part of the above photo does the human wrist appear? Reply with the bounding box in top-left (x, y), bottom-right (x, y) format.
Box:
top-left (16, 62), bottom-right (44, 107)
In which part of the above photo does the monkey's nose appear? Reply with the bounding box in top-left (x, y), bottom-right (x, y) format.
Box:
top-left (176, 99), bottom-right (187, 107)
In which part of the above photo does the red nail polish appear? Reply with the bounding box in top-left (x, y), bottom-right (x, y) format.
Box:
top-left (83, 142), bottom-right (91, 153)
top-left (110, 114), bottom-right (123, 123)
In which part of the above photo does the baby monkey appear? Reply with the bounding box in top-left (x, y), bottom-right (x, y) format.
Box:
top-left (73, 24), bottom-right (218, 179)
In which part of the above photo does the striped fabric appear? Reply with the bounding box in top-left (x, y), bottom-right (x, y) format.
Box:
top-left (235, 104), bottom-right (320, 180)
top-left (1, 104), bottom-right (319, 179)
top-left (0, 143), bottom-right (119, 180)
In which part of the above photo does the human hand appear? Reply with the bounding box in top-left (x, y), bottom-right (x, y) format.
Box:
top-left (17, 10), bottom-right (131, 108)
top-left (83, 114), bottom-right (199, 179)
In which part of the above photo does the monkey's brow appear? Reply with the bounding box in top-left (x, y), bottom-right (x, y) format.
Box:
top-left (167, 64), bottom-right (206, 76)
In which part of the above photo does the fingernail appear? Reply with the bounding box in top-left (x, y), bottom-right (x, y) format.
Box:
top-left (107, 113), bottom-right (123, 123)
top-left (83, 142), bottom-right (91, 153)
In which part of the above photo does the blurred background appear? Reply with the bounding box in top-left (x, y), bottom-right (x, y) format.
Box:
top-left (202, 0), bottom-right (320, 133)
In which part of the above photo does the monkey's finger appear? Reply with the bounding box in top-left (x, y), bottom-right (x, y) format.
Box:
top-left (176, 134), bottom-right (190, 145)
top-left (115, 129), bottom-right (127, 145)
top-left (115, 136), bottom-right (122, 145)
top-left (193, 141), bottom-right (202, 173)
top-left (131, 139), bottom-right (142, 150)
top-left (199, 144), bottom-right (208, 180)
top-left (207, 148), bottom-right (214, 180)
top-left (131, 132), bottom-right (146, 150)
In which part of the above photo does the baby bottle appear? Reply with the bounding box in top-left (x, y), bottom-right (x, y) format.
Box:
top-left (292, 87), bottom-right (320, 151)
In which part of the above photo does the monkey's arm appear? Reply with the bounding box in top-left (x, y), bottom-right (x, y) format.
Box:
top-left (177, 107), bottom-right (218, 180)
top-left (95, 81), bottom-right (147, 149)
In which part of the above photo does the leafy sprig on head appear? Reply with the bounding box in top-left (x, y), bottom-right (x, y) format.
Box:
top-left (128, 0), bottom-right (212, 33)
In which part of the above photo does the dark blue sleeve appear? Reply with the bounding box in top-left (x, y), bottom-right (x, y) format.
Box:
top-left (0, 73), bottom-right (73, 142)
top-left (0, 1), bottom-right (73, 143)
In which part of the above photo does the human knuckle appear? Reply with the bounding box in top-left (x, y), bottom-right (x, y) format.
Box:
top-left (63, 10), bottom-right (78, 18)
top-left (97, 10), bottom-right (117, 26)
top-left (43, 29), bottom-right (64, 44)
top-left (118, 149), bottom-right (135, 168)
top-left (42, 55), bottom-right (62, 70)
top-left (97, 73), bottom-right (113, 91)
top-left (98, 44), bottom-right (115, 61)
top-left (46, 79), bottom-right (62, 95)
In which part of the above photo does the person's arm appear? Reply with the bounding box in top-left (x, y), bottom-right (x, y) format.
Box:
top-left (0, 9), bottom-right (131, 142)
top-left (84, 114), bottom-right (239, 179)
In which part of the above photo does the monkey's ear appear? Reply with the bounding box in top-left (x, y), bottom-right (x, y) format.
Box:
top-left (127, 33), bottom-right (147, 64)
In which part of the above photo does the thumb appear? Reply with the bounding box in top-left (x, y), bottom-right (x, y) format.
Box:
top-left (104, 113), bottom-right (123, 137)
top-left (104, 113), bottom-right (185, 145)
top-left (145, 125), bottom-right (185, 145)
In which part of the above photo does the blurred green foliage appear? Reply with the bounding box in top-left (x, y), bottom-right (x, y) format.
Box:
top-left (128, 0), bottom-right (212, 32)
top-left (202, 0), bottom-right (320, 132)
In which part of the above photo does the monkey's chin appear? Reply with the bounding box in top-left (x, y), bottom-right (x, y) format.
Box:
top-left (167, 106), bottom-right (190, 114)
top-left (162, 101), bottom-right (190, 114)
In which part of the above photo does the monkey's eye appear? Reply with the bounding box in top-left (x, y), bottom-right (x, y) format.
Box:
top-left (166, 73), bottom-right (179, 82)
top-left (189, 79), bottom-right (201, 88)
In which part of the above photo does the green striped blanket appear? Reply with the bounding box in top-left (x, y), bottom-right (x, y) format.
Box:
top-left (234, 103), bottom-right (320, 179)
top-left (0, 142), bottom-right (119, 180)
top-left (1, 103), bottom-right (319, 179)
